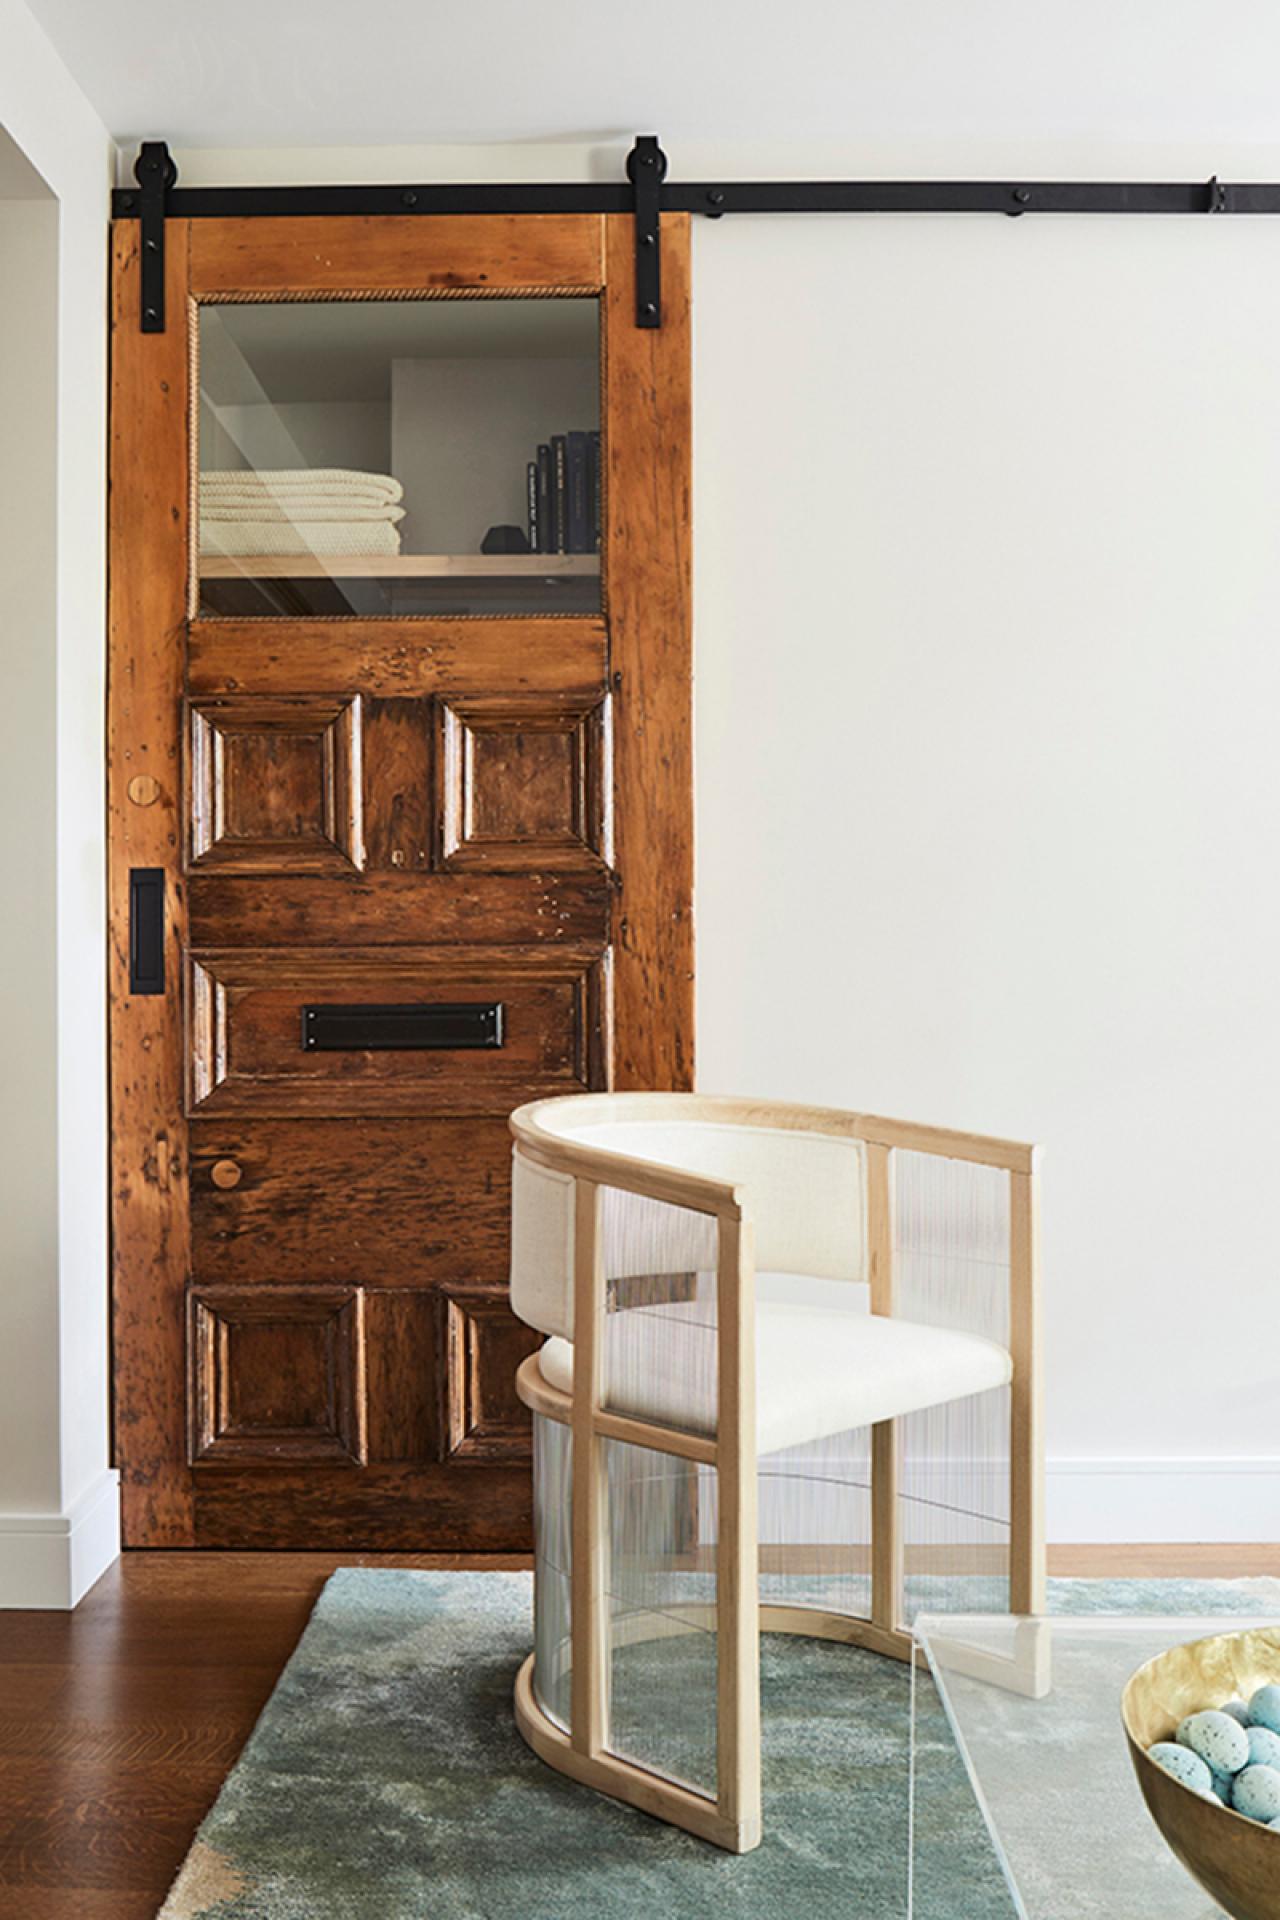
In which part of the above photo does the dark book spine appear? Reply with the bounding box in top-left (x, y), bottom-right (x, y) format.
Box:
top-left (536, 444), bottom-right (554, 556)
top-left (526, 461), bottom-right (539, 553)
top-left (588, 430), bottom-right (602, 552)
top-left (551, 436), bottom-right (569, 554)
top-left (566, 432), bottom-right (589, 554)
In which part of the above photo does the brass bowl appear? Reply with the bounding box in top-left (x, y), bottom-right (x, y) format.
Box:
top-left (1122, 1627), bottom-right (1280, 1920)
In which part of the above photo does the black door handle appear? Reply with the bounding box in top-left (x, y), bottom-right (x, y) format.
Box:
top-left (129, 868), bottom-right (165, 995)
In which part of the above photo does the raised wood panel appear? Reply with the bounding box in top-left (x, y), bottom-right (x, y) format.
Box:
top-left (439, 694), bottom-right (609, 872)
top-left (189, 695), bottom-right (363, 873)
top-left (186, 618), bottom-right (608, 700)
top-left (188, 215), bottom-right (605, 296)
top-left (361, 697), bottom-right (433, 872)
top-left (189, 1285), bottom-right (367, 1467)
top-left (109, 218), bottom-right (194, 1547)
top-left (188, 946), bottom-right (608, 1116)
top-left (188, 870), bottom-right (612, 947)
top-left (441, 1291), bottom-right (544, 1463)
top-left (189, 1118), bottom-right (511, 1285)
top-left (603, 214), bottom-right (694, 1089)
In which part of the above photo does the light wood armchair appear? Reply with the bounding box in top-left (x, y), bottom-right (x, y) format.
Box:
top-left (509, 1093), bottom-right (1043, 1854)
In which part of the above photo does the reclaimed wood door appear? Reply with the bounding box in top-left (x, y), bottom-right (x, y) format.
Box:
top-left (109, 212), bottom-right (692, 1548)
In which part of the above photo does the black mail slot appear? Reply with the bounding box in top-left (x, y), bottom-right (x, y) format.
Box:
top-left (301, 1002), bottom-right (505, 1052)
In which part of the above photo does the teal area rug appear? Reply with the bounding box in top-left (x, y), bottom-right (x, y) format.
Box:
top-left (160, 1573), bottom-right (1280, 1920)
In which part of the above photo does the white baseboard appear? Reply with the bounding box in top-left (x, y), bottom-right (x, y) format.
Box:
top-left (1048, 1457), bottom-right (1280, 1545)
top-left (760, 1451), bottom-right (1280, 1547)
top-left (0, 1468), bottom-right (120, 1608)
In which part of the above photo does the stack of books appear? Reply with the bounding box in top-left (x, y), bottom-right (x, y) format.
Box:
top-left (526, 431), bottom-right (601, 555)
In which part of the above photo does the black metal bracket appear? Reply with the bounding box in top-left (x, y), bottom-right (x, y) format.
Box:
top-left (627, 135), bottom-right (667, 328)
top-left (128, 140), bottom-right (176, 333)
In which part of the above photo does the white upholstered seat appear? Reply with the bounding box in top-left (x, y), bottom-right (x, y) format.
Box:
top-left (537, 1293), bottom-right (1012, 1457)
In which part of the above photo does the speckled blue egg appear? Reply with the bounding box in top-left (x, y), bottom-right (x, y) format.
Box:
top-left (1249, 1686), bottom-right (1280, 1735)
top-left (1178, 1710), bottom-right (1250, 1775)
top-left (1150, 1743), bottom-right (1213, 1794)
top-left (1246, 1726), bottom-right (1280, 1770)
top-left (1210, 1767), bottom-right (1235, 1804)
top-left (1232, 1764), bottom-right (1280, 1823)
top-left (1221, 1700), bottom-right (1253, 1728)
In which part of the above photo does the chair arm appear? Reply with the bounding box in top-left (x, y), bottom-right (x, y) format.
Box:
top-left (511, 1131), bottom-right (743, 1220)
top-left (848, 1111), bottom-right (1039, 1175)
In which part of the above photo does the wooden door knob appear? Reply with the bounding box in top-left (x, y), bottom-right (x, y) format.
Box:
top-left (127, 774), bottom-right (161, 806)
top-left (211, 1159), bottom-right (242, 1189)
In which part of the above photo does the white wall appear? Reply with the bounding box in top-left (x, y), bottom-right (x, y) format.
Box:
top-left (0, 166), bottom-right (59, 1517)
top-left (170, 138), bottom-right (1280, 1544)
top-left (0, 0), bottom-right (115, 1605)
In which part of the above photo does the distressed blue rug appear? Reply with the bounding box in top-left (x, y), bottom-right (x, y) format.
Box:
top-left (159, 1572), bottom-right (1280, 1920)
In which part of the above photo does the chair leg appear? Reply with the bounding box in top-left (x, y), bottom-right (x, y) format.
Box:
top-left (871, 1417), bottom-right (903, 1634)
top-left (571, 1179), bottom-right (609, 1758)
top-left (716, 1212), bottom-right (762, 1852)
top-left (1009, 1166), bottom-right (1046, 1616)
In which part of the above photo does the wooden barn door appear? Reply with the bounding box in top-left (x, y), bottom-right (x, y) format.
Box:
top-left (108, 212), bottom-right (692, 1548)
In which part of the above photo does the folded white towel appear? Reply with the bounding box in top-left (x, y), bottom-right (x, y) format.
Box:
top-left (199, 519), bottom-right (403, 558)
top-left (200, 467), bottom-right (403, 505)
top-left (201, 502), bottom-right (406, 525)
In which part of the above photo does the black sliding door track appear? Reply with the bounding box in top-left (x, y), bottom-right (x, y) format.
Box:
top-left (113, 138), bottom-right (1274, 332)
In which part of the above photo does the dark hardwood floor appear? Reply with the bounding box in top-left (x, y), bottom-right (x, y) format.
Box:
top-left (0, 1544), bottom-right (1274, 1919)
top-left (0, 1551), bottom-right (529, 1920)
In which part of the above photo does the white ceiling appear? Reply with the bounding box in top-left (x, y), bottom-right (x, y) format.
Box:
top-left (22, 0), bottom-right (1280, 153)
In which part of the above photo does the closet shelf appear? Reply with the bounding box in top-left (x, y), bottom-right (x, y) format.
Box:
top-left (199, 554), bottom-right (601, 580)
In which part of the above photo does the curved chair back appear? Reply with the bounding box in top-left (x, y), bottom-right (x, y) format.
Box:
top-left (510, 1093), bottom-right (866, 1340)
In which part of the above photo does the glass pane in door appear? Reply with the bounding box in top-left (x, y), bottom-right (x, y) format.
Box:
top-left (196, 297), bottom-right (602, 618)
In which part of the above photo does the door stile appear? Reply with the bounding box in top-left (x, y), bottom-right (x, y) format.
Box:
top-left (109, 217), bottom-right (194, 1545)
top-left (602, 213), bottom-right (694, 1090)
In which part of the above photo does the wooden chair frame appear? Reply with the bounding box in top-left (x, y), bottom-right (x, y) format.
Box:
top-left (511, 1093), bottom-right (1043, 1854)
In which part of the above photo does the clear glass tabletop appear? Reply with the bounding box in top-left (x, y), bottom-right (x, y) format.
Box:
top-left (910, 1613), bottom-right (1278, 1919)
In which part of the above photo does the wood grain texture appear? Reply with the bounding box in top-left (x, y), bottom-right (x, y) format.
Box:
top-left (0, 1552), bottom-right (529, 1919)
top-left (108, 220), bottom-right (194, 1548)
top-left (191, 1463), bottom-right (532, 1549)
top-left (603, 214), bottom-right (694, 1090)
top-left (189, 1286), bottom-right (367, 1466)
top-left (188, 695), bottom-right (363, 873)
top-left (187, 945), bottom-right (606, 1117)
top-left (113, 211), bottom-right (693, 1554)
top-left (187, 619), bottom-right (608, 699)
top-left (1010, 1167), bottom-right (1047, 1614)
top-left (188, 214), bottom-right (605, 295)
top-left (361, 697), bottom-right (433, 872)
top-left (715, 1211), bottom-right (762, 1850)
top-left (187, 870), bottom-right (611, 947)
top-left (438, 695), bottom-right (609, 872)
top-left (867, 1142), bottom-right (903, 1636)
top-left (570, 1180), bottom-right (607, 1758)
top-left (189, 1117), bottom-right (511, 1286)
top-left (440, 1291), bottom-right (544, 1463)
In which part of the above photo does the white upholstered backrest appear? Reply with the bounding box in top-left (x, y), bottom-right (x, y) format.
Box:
top-left (510, 1115), bottom-right (866, 1340)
